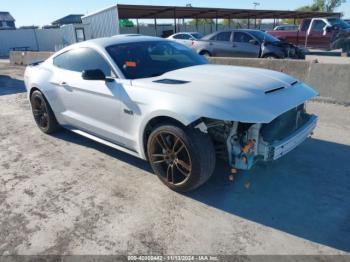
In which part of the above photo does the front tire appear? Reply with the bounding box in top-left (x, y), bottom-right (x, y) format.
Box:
top-left (147, 124), bottom-right (216, 192)
top-left (30, 90), bottom-right (60, 134)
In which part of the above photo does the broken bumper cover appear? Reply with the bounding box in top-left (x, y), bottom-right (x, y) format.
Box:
top-left (263, 115), bottom-right (318, 161)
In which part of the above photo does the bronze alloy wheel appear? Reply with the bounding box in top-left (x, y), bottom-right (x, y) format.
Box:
top-left (149, 131), bottom-right (192, 186)
top-left (31, 95), bottom-right (49, 129)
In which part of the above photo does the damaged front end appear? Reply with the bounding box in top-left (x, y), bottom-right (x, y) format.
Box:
top-left (197, 104), bottom-right (317, 170)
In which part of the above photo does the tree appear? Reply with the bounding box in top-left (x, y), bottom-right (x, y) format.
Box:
top-left (312, 0), bottom-right (346, 12)
top-left (283, 0), bottom-right (346, 24)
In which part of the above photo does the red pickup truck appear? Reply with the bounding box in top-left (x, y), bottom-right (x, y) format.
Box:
top-left (268, 17), bottom-right (350, 50)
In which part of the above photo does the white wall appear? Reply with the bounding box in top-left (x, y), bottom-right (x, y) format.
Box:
top-left (0, 28), bottom-right (62, 57)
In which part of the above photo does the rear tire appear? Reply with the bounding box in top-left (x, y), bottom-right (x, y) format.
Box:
top-left (147, 123), bottom-right (216, 192)
top-left (30, 90), bottom-right (61, 134)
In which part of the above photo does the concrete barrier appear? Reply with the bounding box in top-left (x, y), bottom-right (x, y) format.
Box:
top-left (210, 57), bottom-right (350, 105)
top-left (10, 51), bottom-right (54, 66)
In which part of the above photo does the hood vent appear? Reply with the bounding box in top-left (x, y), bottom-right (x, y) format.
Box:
top-left (265, 86), bottom-right (285, 94)
top-left (153, 79), bottom-right (190, 85)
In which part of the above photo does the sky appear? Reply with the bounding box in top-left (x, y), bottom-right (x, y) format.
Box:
top-left (2, 0), bottom-right (350, 27)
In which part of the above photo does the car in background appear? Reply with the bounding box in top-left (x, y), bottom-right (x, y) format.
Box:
top-left (167, 32), bottom-right (204, 47)
top-left (192, 29), bottom-right (304, 59)
top-left (274, 25), bottom-right (299, 31)
top-left (268, 17), bottom-right (350, 49)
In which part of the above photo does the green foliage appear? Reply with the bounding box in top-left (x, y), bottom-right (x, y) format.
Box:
top-left (119, 19), bottom-right (134, 28)
top-left (283, 0), bottom-right (346, 24)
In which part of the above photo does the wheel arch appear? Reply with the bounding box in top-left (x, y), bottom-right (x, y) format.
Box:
top-left (29, 86), bottom-right (41, 98)
top-left (140, 114), bottom-right (200, 160)
top-left (199, 49), bottom-right (212, 56)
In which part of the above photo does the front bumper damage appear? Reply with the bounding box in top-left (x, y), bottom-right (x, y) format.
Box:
top-left (226, 110), bottom-right (318, 170)
top-left (260, 115), bottom-right (317, 161)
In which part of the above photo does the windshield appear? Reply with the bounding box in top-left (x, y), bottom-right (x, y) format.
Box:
top-left (249, 30), bottom-right (281, 43)
top-left (106, 41), bottom-right (208, 79)
top-left (191, 33), bottom-right (204, 39)
top-left (328, 18), bottom-right (350, 29)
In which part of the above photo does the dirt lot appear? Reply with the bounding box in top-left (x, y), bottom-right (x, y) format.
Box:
top-left (0, 62), bottom-right (349, 255)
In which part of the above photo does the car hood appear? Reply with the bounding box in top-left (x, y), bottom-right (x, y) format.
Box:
top-left (131, 64), bottom-right (318, 123)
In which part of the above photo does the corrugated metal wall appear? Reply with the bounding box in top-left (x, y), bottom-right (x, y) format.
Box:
top-left (82, 6), bottom-right (119, 39)
top-left (0, 28), bottom-right (62, 57)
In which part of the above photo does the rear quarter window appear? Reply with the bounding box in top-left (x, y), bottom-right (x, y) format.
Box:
top-left (53, 48), bottom-right (113, 76)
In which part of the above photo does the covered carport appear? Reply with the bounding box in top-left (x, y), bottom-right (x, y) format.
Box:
top-left (116, 4), bottom-right (341, 34)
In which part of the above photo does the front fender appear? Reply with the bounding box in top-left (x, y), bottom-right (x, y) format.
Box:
top-left (137, 109), bottom-right (200, 159)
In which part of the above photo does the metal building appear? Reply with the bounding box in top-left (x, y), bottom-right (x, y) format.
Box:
top-left (0, 11), bottom-right (15, 30)
top-left (81, 5), bottom-right (120, 39)
top-left (81, 4), bottom-right (340, 39)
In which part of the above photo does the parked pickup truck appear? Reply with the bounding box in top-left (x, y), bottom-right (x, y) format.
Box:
top-left (268, 17), bottom-right (350, 50)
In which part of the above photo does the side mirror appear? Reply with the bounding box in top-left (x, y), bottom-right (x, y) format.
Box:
top-left (82, 69), bottom-right (106, 81)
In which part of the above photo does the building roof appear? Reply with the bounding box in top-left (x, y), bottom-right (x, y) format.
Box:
top-left (0, 11), bottom-right (15, 21)
top-left (115, 4), bottom-right (341, 19)
top-left (52, 14), bottom-right (83, 25)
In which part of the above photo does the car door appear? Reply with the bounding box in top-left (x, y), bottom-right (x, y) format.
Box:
top-left (51, 47), bottom-right (128, 147)
top-left (172, 34), bottom-right (190, 47)
top-left (210, 31), bottom-right (234, 57)
top-left (232, 32), bottom-right (260, 58)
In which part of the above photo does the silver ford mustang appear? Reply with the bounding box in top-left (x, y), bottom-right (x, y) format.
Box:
top-left (24, 35), bottom-right (318, 192)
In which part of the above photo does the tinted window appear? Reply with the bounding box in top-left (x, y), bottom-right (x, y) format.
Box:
top-left (191, 33), bottom-right (203, 39)
top-left (249, 30), bottom-right (280, 43)
top-left (311, 20), bottom-right (327, 32)
top-left (182, 34), bottom-right (192, 40)
top-left (233, 32), bottom-right (254, 43)
top-left (106, 41), bottom-right (207, 79)
top-left (53, 51), bottom-right (70, 69)
top-left (211, 32), bottom-right (232, 42)
top-left (53, 48), bottom-right (112, 76)
top-left (173, 34), bottom-right (184, 39)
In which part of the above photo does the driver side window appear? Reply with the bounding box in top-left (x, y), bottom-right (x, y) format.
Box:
top-left (311, 20), bottom-right (327, 32)
top-left (233, 32), bottom-right (254, 43)
top-left (53, 48), bottom-right (114, 77)
top-left (211, 31), bottom-right (232, 42)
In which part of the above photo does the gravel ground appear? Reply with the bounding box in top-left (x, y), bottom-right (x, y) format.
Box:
top-left (0, 63), bottom-right (349, 256)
